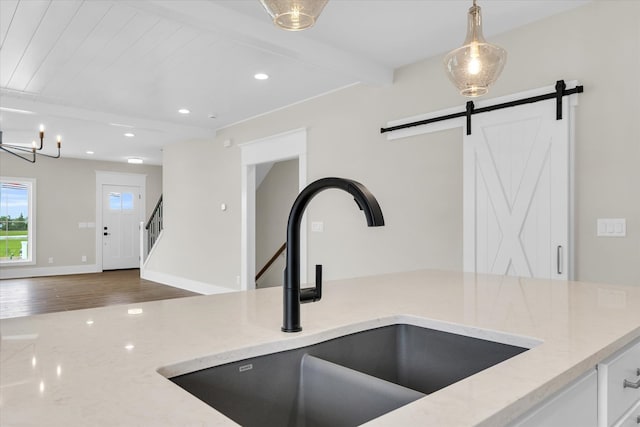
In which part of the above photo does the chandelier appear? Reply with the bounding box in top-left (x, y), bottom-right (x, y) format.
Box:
top-left (260, 0), bottom-right (328, 31)
top-left (0, 125), bottom-right (61, 163)
top-left (443, 0), bottom-right (507, 97)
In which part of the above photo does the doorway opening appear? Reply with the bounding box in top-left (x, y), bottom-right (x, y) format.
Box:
top-left (239, 128), bottom-right (307, 291)
top-left (255, 158), bottom-right (299, 288)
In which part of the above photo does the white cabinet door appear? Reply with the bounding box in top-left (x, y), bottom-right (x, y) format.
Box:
top-left (598, 338), bottom-right (640, 426)
top-left (463, 99), bottom-right (570, 280)
top-left (613, 400), bottom-right (640, 427)
top-left (512, 370), bottom-right (597, 427)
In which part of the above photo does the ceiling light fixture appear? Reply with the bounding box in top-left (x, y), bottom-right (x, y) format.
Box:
top-left (124, 132), bottom-right (135, 138)
top-left (86, 151), bottom-right (94, 155)
top-left (127, 158), bottom-right (143, 164)
top-left (443, 0), bottom-right (507, 97)
top-left (254, 73), bottom-right (269, 80)
top-left (178, 108), bottom-right (190, 115)
top-left (260, 0), bottom-right (328, 31)
top-left (0, 125), bottom-right (61, 163)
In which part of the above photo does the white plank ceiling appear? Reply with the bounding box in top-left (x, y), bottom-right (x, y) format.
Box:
top-left (0, 0), bottom-right (590, 165)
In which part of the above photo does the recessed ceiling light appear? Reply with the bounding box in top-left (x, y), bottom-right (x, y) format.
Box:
top-left (127, 158), bottom-right (143, 164)
top-left (178, 108), bottom-right (190, 115)
top-left (86, 151), bottom-right (94, 155)
top-left (124, 132), bottom-right (135, 137)
top-left (254, 73), bottom-right (269, 80)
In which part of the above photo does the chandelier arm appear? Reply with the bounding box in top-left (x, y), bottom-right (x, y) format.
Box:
top-left (37, 148), bottom-right (61, 159)
top-left (0, 142), bottom-right (60, 159)
top-left (0, 128), bottom-right (61, 163)
top-left (0, 145), bottom-right (36, 163)
top-left (0, 143), bottom-right (35, 152)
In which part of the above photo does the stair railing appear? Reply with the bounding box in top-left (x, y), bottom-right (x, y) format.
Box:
top-left (145, 195), bottom-right (163, 258)
top-left (255, 242), bottom-right (286, 287)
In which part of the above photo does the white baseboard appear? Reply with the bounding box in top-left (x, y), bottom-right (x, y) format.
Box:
top-left (140, 268), bottom-right (236, 295)
top-left (0, 264), bottom-right (100, 280)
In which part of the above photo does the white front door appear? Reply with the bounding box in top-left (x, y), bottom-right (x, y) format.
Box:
top-left (102, 184), bottom-right (141, 270)
top-left (463, 99), bottom-right (570, 280)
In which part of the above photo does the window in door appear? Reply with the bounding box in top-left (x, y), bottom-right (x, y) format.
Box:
top-left (109, 192), bottom-right (134, 211)
top-left (0, 178), bottom-right (36, 264)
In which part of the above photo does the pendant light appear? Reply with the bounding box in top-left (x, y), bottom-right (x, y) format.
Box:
top-left (443, 0), bottom-right (507, 97)
top-left (260, 0), bottom-right (328, 31)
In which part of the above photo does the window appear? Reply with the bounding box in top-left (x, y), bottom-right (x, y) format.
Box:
top-left (0, 178), bottom-right (35, 264)
top-left (109, 191), bottom-right (134, 211)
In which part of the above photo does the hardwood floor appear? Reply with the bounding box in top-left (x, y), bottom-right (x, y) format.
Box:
top-left (0, 269), bottom-right (199, 319)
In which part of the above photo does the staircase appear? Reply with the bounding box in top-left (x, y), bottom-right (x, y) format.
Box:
top-left (144, 195), bottom-right (163, 259)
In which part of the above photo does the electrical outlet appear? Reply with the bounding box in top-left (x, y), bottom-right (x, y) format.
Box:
top-left (48, 257), bottom-right (54, 264)
top-left (82, 255), bottom-right (87, 263)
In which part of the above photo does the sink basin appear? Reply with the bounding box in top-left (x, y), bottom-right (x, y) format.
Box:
top-left (168, 323), bottom-right (530, 426)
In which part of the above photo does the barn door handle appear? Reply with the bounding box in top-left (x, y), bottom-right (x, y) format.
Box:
top-left (556, 245), bottom-right (563, 275)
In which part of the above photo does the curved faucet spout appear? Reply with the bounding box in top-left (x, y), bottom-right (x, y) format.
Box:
top-left (282, 177), bottom-right (385, 332)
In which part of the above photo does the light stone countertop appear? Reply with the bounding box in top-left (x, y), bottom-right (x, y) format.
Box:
top-left (1, 269), bottom-right (639, 426)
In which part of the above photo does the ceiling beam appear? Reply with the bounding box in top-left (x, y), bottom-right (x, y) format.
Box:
top-left (0, 90), bottom-right (215, 137)
top-left (124, 0), bottom-right (394, 86)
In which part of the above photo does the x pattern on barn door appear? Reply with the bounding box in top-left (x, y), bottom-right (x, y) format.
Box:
top-left (464, 99), bottom-right (569, 280)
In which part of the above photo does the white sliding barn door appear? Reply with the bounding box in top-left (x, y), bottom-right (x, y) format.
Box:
top-left (463, 99), bottom-right (570, 280)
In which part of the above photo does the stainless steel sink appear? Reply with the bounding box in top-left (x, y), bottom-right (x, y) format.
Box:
top-left (168, 323), bottom-right (530, 427)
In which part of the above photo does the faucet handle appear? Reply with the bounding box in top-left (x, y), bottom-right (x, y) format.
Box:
top-left (300, 264), bottom-right (322, 303)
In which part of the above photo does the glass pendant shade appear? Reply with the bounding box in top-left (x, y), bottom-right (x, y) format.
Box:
top-left (260, 0), bottom-right (328, 31)
top-left (443, 1), bottom-right (507, 97)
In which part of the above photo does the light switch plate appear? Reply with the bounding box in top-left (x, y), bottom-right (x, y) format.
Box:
top-left (311, 221), bottom-right (324, 232)
top-left (597, 218), bottom-right (626, 237)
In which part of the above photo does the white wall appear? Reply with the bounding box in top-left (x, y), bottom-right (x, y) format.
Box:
top-left (147, 1), bottom-right (640, 288)
top-left (144, 139), bottom-right (240, 288)
top-left (0, 155), bottom-right (162, 277)
top-left (256, 159), bottom-right (298, 288)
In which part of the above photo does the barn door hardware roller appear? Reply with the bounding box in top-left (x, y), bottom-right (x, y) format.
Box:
top-left (380, 80), bottom-right (584, 136)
